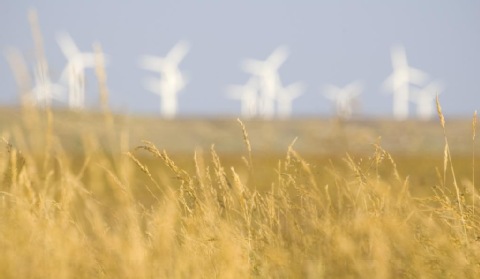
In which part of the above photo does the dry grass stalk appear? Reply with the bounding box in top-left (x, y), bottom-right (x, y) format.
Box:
top-left (28, 9), bottom-right (46, 62)
top-left (1, 115), bottom-right (478, 278)
top-left (473, 111), bottom-right (477, 215)
top-left (93, 43), bottom-right (110, 113)
top-left (28, 8), bottom-right (52, 110)
top-left (436, 95), bottom-right (469, 244)
top-left (237, 118), bottom-right (253, 171)
top-left (126, 151), bottom-right (162, 202)
top-left (4, 48), bottom-right (33, 108)
top-left (136, 140), bottom-right (189, 180)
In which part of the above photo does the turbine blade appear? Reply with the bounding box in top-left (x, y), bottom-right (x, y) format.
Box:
top-left (391, 45), bottom-right (407, 69)
top-left (241, 59), bottom-right (263, 75)
top-left (323, 85), bottom-right (340, 99)
top-left (345, 81), bottom-right (363, 97)
top-left (382, 74), bottom-right (395, 91)
top-left (409, 68), bottom-right (429, 85)
top-left (80, 53), bottom-right (96, 67)
top-left (226, 86), bottom-right (243, 99)
top-left (138, 56), bottom-right (165, 71)
top-left (286, 82), bottom-right (305, 95)
top-left (57, 32), bottom-right (80, 58)
top-left (166, 41), bottom-right (190, 64)
top-left (245, 77), bottom-right (259, 89)
top-left (268, 46), bottom-right (289, 69)
top-left (423, 80), bottom-right (444, 96)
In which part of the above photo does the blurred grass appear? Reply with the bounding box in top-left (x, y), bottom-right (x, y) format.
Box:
top-left (1, 106), bottom-right (477, 155)
top-left (0, 106), bottom-right (479, 278)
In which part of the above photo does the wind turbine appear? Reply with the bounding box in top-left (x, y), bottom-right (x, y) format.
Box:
top-left (324, 81), bottom-right (363, 119)
top-left (383, 45), bottom-right (428, 120)
top-left (31, 61), bottom-right (64, 107)
top-left (411, 81), bottom-right (444, 120)
top-left (57, 32), bottom-right (96, 110)
top-left (277, 82), bottom-right (304, 118)
top-left (241, 46), bottom-right (289, 118)
top-left (139, 41), bottom-right (190, 118)
top-left (226, 78), bottom-right (259, 118)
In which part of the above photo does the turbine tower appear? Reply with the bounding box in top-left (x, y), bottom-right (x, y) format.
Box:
top-left (277, 82), bottom-right (304, 118)
top-left (139, 41), bottom-right (190, 118)
top-left (241, 46), bottom-right (289, 118)
top-left (383, 45), bottom-right (428, 120)
top-left (324, 81), bottom-right (363, 119)
top-left (411, 81), bottom-right (444, 120)
top-left (227, 78), bottom-right (259, 118)
top-left (57, 32), bottom-right (96, 110)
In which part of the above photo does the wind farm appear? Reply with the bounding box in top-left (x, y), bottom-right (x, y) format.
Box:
top-left (0, 5), bottom-right (478, 279)
top-left (6, 35), bottom-right (448, 121)
top-left (3, 13), bottom-right (448, 121)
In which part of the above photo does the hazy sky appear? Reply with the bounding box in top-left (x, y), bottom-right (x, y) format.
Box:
top-left (1, 1), bottom-right (479, 117)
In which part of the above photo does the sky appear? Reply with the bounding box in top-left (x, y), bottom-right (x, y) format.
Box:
top-left (1, 1), bottom-right (479, 118)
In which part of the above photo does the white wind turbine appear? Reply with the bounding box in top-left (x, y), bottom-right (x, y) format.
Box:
top-left (57, 32), bottom-right (96, 110)
top-left (324, 81), bottom-right (363, 119)
top-left (411, 81), bottom-right (444, 120)
top-left (139, 41), bottom-right (190, 118)
top-left (383, 45), bottom-right (428, 120)
top-left (227, 78), bottom-right (259, 118)
top-left (277, 82), bottom-right (304, 118)
top-left (241, 46), bottom-right (289, 118)
top-left (31, 61), bottom-right (64, 107)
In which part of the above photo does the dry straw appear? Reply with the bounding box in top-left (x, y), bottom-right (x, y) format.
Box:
top-left (1, 106), bottom-right (479, 277)
top-left (473, 111), bottom-right (477, 215)
top-left (436, 95), bottom-right (468, 244)
top-left (237, 118), bottom-right (253, 171)
top-left (93, 43), bottom-right (110, 113)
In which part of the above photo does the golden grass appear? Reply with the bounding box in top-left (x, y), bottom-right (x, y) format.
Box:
top-left (0, 106), bottom-right (479, 279)
top-left (1, 10), bottom-right (479, 278)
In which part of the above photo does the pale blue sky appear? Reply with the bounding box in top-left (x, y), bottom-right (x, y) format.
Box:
top-left (1, 1), bottom-right (479, 117)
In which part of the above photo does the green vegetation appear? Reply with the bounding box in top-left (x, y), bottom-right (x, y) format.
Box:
top-left (0, 105), bottom-right (478, 278)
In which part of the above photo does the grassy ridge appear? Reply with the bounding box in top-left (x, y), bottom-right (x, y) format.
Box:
top-left (0, 107), bottom-right (479, 278)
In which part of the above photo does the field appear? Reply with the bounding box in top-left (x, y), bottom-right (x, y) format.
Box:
top-left (0, 106), bottom-right (479, 278)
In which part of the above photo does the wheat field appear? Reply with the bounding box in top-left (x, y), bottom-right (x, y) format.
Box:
top-left (0, 103), bottom-right (478, 279)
